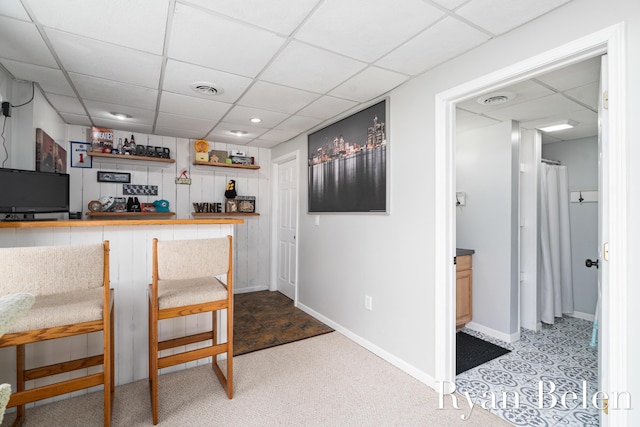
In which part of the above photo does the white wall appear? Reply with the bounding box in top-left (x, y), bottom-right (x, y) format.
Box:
top-left (272, 0), bottom-right (640, 406)
top-left (0, 66), bottom-right (12, 168)
top-left (456, 121), bottom-right (520, 337)
top-left (542, 137), bottom-right (598, 317)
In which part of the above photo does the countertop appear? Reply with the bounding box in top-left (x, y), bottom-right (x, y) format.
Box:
top-left (456, 248), bottom-right (475, 256)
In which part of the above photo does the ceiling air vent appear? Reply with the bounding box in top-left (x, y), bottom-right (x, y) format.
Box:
top-left (477, 91), bottom-right (516, 106)
top-left (190, 82), bottom-right (224, 96)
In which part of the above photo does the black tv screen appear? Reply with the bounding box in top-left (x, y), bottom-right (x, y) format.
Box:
top-left (0, 168), bottom-right (70, 214)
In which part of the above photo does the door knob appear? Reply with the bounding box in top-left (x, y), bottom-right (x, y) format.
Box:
top-left (585, 258), bottom-right (599, 269)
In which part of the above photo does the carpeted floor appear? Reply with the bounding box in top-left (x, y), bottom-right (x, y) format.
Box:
top-left (234, 290), bottom-right (333, 355)
top-left (456, 331), bottom-right (510, 375)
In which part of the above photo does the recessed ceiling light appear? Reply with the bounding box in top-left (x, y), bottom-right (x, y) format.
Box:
top-left (250, 117), bottom-right (262, 123)
top-left (110, 112), bottom-right (132, 120)
top-left (230, 130), bottom-right (248, 136)
top-left (190, 81), bottom-right (224, 96)
top-left (477, 91), bottom-right (516, 106)
top-left (538, 120), bottom-right (578, 132)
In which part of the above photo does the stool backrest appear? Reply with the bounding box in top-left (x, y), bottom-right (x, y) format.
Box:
top-left (156, 237), bottom-right (230, 281)
top-left (0, 243), bottom-right (105, 296)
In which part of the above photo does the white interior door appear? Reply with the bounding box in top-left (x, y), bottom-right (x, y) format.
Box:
top-left (276, 158), bottom-right (298, 300)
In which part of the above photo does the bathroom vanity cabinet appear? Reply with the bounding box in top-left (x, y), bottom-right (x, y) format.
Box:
top-left (456, 252), bottom-right (473, 328)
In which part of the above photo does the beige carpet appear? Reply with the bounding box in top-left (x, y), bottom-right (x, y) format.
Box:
top-left (2, 332), bottom-right (508, 426)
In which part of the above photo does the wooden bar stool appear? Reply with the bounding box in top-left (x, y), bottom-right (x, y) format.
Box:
top-left (148, 236), bottom-right (233, 424)
top-left (0, 242), bottom-right (114, 426)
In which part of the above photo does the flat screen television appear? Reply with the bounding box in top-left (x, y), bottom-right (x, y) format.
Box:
top-left (0, 168), bottom-right (70, 217)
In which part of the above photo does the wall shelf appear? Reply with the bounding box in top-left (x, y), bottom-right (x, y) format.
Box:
top-left (191, 212), bottom-right (260, 217)
top-left (88, 151), bottom-right (176, 164)
top-left (86, 212), bottom-right (175, 218)
top-left (193, 161), bottom-right (259, 170)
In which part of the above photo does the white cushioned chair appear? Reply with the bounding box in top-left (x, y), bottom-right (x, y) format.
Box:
top-left (148, 236), bottom-right (233, 425)
top-left (0, 242), bottom-right (113, 426)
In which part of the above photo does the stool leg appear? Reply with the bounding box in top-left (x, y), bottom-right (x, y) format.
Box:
top-left (149, 298), bottom-right (159, 425)
top-left (15, 344), bottom-right (25, 425)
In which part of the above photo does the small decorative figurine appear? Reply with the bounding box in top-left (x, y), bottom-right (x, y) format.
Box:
top-left (225, 180), bottom-right (237, 199)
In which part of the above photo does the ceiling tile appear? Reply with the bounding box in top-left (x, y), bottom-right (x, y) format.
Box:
top-left (535, 56), bottom-right (601, 91)
top-left (457, 80), bottom-right (554, 114)
top-left (70, 73), bottom-right (158, 110)
top-left (376, 17), bottom-right (490, 76)
top-left (257, 128), bottom-right (300, 143)
top-left (239, 81), bottom-right (319, 114)
top-left (46, 93), bottom-right (86, 115)
top-left (0, 59), bottom-right (75, 96)
top-left (155, 111), bottom-right (216, 135)
top-left (168, 3), bottom-right (286, 77)
top-left (84, 100), bottom-right (156, 126)
top-left (92, 117), bottom-right (152, 134)
top-left (430, 0), bottom-right (468, 9)
top-left (297, 96), bottom-right (358, 120)
top-left (223, 105), bottom-right (289, 129)
top-left (456, 109), bottom-right (501, 134)
top-left (25, 0), bottom-right (169, 54)
top-left (207, 122), bottom-right (262, 144)
top-left (248, 139), bottom-right (283, 149)
top-left (564, 82), bottom-right (599, 110)
top-left (0, 0), bottom-right (31, 21)
top-left (275, 115), bottom-right (324, 133)
top-left (46, 28), bottom-right (162, 89)
top-left (0, 16), bottom-right (57, 67)
top-left (261, 41), bottom-right (366, 94)
top-left (455, 0), bottom-right (571, 35)
top-left (162, 60), bottom-right (252, 104)
top-left (295, 0), bottom-right (444, 62)
top-left (184, 0), bottom-right (320, 35)
top-left (59, 112), bottom-right (91, 126)
top-left (159, 91), bottom-right (232, 121)
top-left (155, 126), bottom-right (206, 139)
top-left (329, 67), bottom-right (408, 102)
top-left (484, 93), bottom-right (584, 122)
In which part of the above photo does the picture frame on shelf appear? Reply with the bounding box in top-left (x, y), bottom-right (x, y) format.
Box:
top-left (236, 196), bottom-right (256, 213)
top-left (70, 141), bottom-right (92, 168)
top-left (225, 199), bottom-right (238, 213)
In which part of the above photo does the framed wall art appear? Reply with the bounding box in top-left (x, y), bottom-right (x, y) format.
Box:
top-left (307, 99), bottom-right (388, 213)
top-left (70, 141), bottom-right (92, 168)
top-left (97, 171), bottom-right (131, 183)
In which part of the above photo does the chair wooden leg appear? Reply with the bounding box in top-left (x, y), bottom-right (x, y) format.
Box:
top-left (104, 308), bottom-right (113, 427)
top-left (226, 306), bottom-right (233, 399)
top-left (14, 344), bottom-right (25, 426)
top-left (148, 299), bottom-right (159, 425)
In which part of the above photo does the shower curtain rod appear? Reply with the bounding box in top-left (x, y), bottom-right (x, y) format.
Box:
top-left (541, 158), bottom-right (561, 165)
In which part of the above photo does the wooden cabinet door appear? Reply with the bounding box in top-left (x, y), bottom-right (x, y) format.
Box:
top-left (456, 269), bottom-right (472, 328)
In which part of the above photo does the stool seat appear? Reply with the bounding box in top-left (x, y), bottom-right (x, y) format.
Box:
top-left (158, 277), bottom-right (227, 310)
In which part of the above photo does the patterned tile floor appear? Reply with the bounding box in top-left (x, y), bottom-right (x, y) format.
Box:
top-left (456, 316), bottom-right (599, 426)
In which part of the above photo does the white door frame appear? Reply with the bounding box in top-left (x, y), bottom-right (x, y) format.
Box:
top-left (270, 150), bottom-right (300, 303)
top-left (434, 24), bottom-right (627, 426)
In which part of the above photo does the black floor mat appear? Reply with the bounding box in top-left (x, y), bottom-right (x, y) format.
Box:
top-left (456, 332), bottom-right (510, 375)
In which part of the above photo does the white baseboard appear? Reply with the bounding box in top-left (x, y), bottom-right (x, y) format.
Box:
top-left (297, 302), bottom-right (438, 390)
top-left (465, 321), bottom-right (519, 344)
top-left (569, 311), bottom-right (595, 322)
top-left (234, 285), bottom-right (269, 294)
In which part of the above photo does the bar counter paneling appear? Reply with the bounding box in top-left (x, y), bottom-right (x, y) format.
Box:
top-left (0, 218), bottom-right (242, 406)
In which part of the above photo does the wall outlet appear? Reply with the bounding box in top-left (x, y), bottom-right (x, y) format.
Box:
top-left (364, 295), bottom-right (373, 311)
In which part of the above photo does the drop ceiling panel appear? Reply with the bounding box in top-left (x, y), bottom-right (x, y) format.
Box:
top-left (295, 0), bottom-right (444, 62)
top-left (59, 112), bottom-right (90, 126)
top-left (24, 0), bottom-right (169, 54)
top-left (297, 96), bottom-right (358, 120)
top-left (275, 115), bottom-right (324, 133)
top-left (239, 81), bottom-right (319, 114)
top-left (70, 73), bottom-right (158, 110)
top-left (564, 82), bottom-right (599, 110)
top-left (155, 112), bottom-right (216, 135)
top-left (155, 126), bottom-right (206, 139)
top-left (162, 60), bottom-right (253, 104)
top-left (456, 109), bottom-right (501, 134)
top-left (46, 29), bottom-right (162, 89)
top-left (84, 100), bottom-right (156, 125)
top-left (0, 59), bottom-right (75, 96)
top-left (260, 41), bottom-right (366, 94)
top-left (185, 0), bottom-right (320, 35)
top-left (258, 128), bottom-right (300, 143)
top-left (207, 122), bottom-right (259, 144)
top-left (484, 93), bottom-right (584, 122)
top-left (92, 117), bottom-right (152, 134)
top-left (329, 67), bottom-right (408, 103)
top-left (0, 17), bottom-right (57, 67)
top-left (223, 105), bottom-right (290, 128)
top-left (376, 17), bottom-right (490, 76)
top-left (168, 3), bottom-right (286, 78)
top-left (455, 0), bottom-right (571, 35)
top-left (535, 56), bottom-right (601, 91)
top-left (246, 139), bottom-right (282, 149)
top-left (430, 0), bottom-right (468, 9)
top-left (159, 91), bottom-right (231, 121)
top-left (457, 80), bottom-right (555, 114)
top-left (46, 93), bottom-right (86, 115)
top-left (0, 0), bottom-right (31, 21)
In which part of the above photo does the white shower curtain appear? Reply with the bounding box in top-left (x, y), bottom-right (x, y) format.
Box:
top-left (540, 163), bottom-right (574, 324)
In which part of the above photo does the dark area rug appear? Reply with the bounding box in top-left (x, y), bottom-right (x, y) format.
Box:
top-left (234, 290), bottom-right (334, 356)
top-left (456, 331), bottom-right (510, 375)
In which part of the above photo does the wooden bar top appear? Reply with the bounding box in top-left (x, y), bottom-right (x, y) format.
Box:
top-left (0, 218), bottom-right (244, 228)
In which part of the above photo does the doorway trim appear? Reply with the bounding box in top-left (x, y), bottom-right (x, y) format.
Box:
top-left (434, 23), bottom-right (627, 425)
top-left (271, 150), bottom-right (300, 303)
